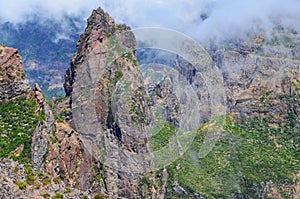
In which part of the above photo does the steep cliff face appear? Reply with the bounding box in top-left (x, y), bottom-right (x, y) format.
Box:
top-left (0, 45), bottom-right (30, 99)
top-left (64, 7), bottom-right (135, 96)
top-left (0, 44), bottom-right (100, 198)
top-left (215, 33), bottom-right (300, 119)
top-left (64, 7), bottom-right (153, 198)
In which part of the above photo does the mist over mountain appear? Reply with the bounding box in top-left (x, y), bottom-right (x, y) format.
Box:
top-left (0, 0), bottom-right (299, 101)
top-left (1, 0), bottom-right (300, 42)
top-left (0, 17), bottom-right (84, 100)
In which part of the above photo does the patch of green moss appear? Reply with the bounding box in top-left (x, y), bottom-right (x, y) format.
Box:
top-left (53, 177), bottom-right (61, 184)
top-left (9, 64), bottom-right (15, 70)
top-left (25, 166), bottom-right (36, 185)
top-left (42, 177), bottom-right (51, 186)
top-left (52, 193), bottom-right (64, 199)
top-left (42, 193), bottom-right (50, 199)
top-left (94, 194), bottom-right (105, 199)
top-left (64, 187), bottom-right (71, 194)
top-left (17, 181), bottom-right (28, 190)
top-left (117, 24), bottom-right (123, 31)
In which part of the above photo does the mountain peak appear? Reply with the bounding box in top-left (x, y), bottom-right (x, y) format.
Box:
top-left (64, 7), bottom-right (134, 96)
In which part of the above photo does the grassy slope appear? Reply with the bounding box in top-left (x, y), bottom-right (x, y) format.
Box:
top-left (0, 93), bottom-right (41, 164)
top-left (161, 90), bottom-right (300, 198)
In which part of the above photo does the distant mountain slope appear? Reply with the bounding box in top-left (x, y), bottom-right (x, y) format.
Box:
top-left (0, 17), bottom-right (84, 100)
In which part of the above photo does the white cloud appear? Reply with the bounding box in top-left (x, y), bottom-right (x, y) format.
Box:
top-left (1, 0), bottom-right (300, 42)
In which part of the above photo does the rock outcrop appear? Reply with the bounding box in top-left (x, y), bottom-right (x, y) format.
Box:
top-left (64, 7), bottom-right (155, 198)
top-left (0, 44), bottom-right (99, 197)
top-left (0, 158), bottom-right (98, 199)
top-left (31, 83), bottom-right (55, 172)
top-left (215, 34), bottom-right (300, 119)
top-left (0, 45), bottom-right (30, 100)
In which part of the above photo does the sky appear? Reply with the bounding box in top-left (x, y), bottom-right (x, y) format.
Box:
top-left (0, 0), bottom-right (300, 42)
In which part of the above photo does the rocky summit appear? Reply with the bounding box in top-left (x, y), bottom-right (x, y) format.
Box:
top-left (0, 6), bottom-right (300, 199)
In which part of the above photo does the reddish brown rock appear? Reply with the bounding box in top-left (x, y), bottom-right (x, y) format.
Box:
top-left (0, 45), bottom-right (29, 99)
top-left (45, 122), bottom-right (97, 191)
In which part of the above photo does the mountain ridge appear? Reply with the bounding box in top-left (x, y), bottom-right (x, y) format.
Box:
top-left (0, 6), bottom-right (299, 199)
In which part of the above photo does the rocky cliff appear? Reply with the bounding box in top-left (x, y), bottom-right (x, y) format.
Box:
top-left (64, 7), bottom-right (155, 198)
top-left (0, 6), bottom-right (300, 199)
top-left (0, 45), bottom-right (30, 99)
top-left (0, 46), bottom-right (100, 198)
top-left (215, 34), bottom-right (300, 119)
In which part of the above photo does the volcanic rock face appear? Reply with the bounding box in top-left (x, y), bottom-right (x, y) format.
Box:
top-left (0, 45), bottom-right (30, 99)
top-left (65, 7), bottom-right (153, 198)
top-left (0, 45), bottom-right (101, 198)
top-left (64, 7), bottom-right (135, 96)
top-left (216, 34), bottom-right (300, 119)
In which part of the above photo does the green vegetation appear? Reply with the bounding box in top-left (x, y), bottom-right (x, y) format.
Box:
top-left (9, 64), bottom-right (15, 70)
top-left (103, 30), bottom-right (112, 38)
top-left (150, 121), bottom-right (176, 151)
top-left (0, 49), bottom-right (2, 54)
top-left (107, 36), bottom-right (139, 67)
top-left (139, 176), bottom-right (154, 188)
top-left (164, 91), bottom-right (300, 198)
top-left (265, 34), bottom-right (297, 48)
top-left (64, 187), bottom-right (71, 194)
top-left (53, 177), bottom-right (61, 184)
top-left (94, 194), bottom-right (105, 199)
top-left (42, 87), bottom-right (65, 101)
top-left (42, 177), bottom-right (52, 186)
top-left (48, 96), bottom-right (70, 123)
top-left (0, 94), bottom-right (41, 164)
top-left (123, 52), bottom-right (139, 66)
top-left (111, 70), bottom-right (123, 86)
top-left (107, 36), bottom-right (126, 64)
top-left (266, 35), bottom-right (280, 46)
top-left (38, 170), bottom-right (44, 178)
top-left (138, 176), bottom-right (156, 198)
top-left (52, 193), bottom-right (64, 199)
top-left (17, 181), bottom-right (28, 190)
top-left (129, 88), bottom-right (150, 125)
top-left (123, 52), bottom-right (133, 60)
top-left (55, 109), bottom-right (71, 123)
top-left (25, 166), bottom-right (36, 185)
top-left (42, 193), bottom-right (50, 199)
top-left (117, 24), bottom-right (123, 31)
top-left (35, 183), bottom-right (41, 189)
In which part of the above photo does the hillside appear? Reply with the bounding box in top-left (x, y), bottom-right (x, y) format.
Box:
top-left (0, 7), bottom-right (299, 199)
